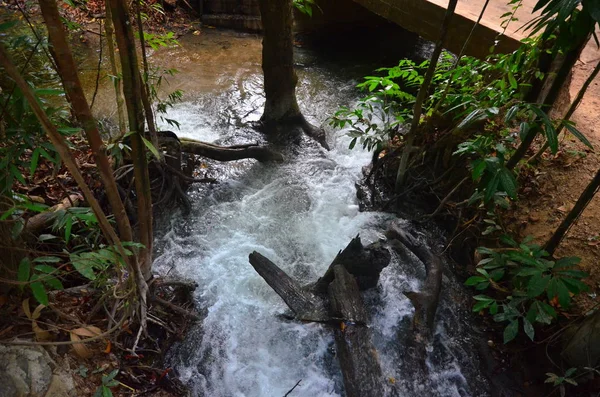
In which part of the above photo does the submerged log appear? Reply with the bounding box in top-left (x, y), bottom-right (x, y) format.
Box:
top-left (313, 235), bottom-right (391, 294)
top-left (248, 252), bottom-right (329, 322)
top-left (328, 265), bottom-right (384, 397)
top-left (386, 221), bottom-right (443, 344)
top-left (180, 138), bottom-right (284, 163)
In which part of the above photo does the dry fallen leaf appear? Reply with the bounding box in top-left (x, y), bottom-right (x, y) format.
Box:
top-left (70, 332), bottom-right (93, 359)
top-left (33, 321), bottom-right (51, 341)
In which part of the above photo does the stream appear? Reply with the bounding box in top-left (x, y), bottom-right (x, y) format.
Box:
top-left (89, 27), bottom-right (496, 397)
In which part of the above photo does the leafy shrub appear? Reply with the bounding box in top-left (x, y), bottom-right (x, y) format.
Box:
top-left (466, 235), bottom-right (588, 343)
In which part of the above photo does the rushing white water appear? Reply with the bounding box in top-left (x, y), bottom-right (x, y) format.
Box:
top-left (151, 31), bottom-right (492, 397)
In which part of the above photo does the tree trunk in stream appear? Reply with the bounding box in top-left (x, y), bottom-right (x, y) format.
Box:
top-left (247, 239), bottom-right (387, 396)
top-left (257, 0), bottom-right (328, 149)
top-left (328, 265), bottom-right (384, 397)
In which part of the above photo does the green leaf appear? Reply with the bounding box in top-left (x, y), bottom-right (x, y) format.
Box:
top-left (504, 319), bottom-right (519, 344)
top-left (508, 72), bottom-right (518, 89)
top-left (484, 174), bottom-right (500, 202)
top-left (33, 256), bottom-right (61, 263)
top-left (548, 278), bottom-right (571, 307)
top-left (465, 276), bottom-right (487, 286)
top-left (498, 168), bottom-right (518, 199)
top-left (563, 121), bottom-right (594, 149)
top-left (34, 265), bottom-right (56, 274)
top-left (30, 148), bottom-right (41, 176)
top-left (523, 317), bottom-right (535, 341)
top-left (141, 136), bottom-right (161, 159)
top-left (104, 369), bottom-right (119, 383)
top-left (35, 89), bottom-right (64, 96)
top-left (473, 300), bottom-right (492, 312)
top-left (43, 277), bottom-right (64, 290)
top-left (554, 256), bottom-right (581, 269)
top-left (473, 295), bottom-right (494, 302)
top-left (101, 385), bottom-right (113, 397)
top-left (71, 256), bottom-right (97, 280)
top-left (471, 159), bottom-right (486, 181)
top-left (0, 20), bottom-right (18, 31)
top-left (527, 274), bottom-right (550, 297)
top-left (65, 217), bottom-right (73, 243)
top-left (18, 258), bottom-right (31, 285)
top-left (29, 276), bottom-right (49, 306)
top-left (519, 122), bottom-right (530, 140)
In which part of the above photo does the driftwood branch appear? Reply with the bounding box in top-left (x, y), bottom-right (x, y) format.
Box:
top-left (248, 252), bottom-right (329, 322)
top-left (386, 221), bottom-right (443, 345)
top-left (180, 138), bottom-right (284, 163)
top-left (24, 194), bottom-right (80, 235)
top-left (328, 265), bottom-right (383, 397)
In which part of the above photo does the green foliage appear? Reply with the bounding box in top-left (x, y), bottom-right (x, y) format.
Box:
top-left (545, 368), bottom-right (578, 387)
top-left (329, 59), bottom-right (429, 151)
top-left (466, 235), bottom-right (589, 343)
top-left (17, 257), bottom-right (64, 306)
top-left (140, 31), bottom-right (178, 51)
top-left (293, 0), bottom-right (317, 17)
top-left (93, 369), bottom-right (120, 397)
top-left (526, 0), bottom-right (598, 49)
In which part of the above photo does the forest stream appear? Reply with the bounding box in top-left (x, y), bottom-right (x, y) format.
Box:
top-left (86, 27), bottom-right (498, 397)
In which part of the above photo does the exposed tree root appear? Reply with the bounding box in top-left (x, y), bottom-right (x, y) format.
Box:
top-left (179, 137), bottom-right (284, 162)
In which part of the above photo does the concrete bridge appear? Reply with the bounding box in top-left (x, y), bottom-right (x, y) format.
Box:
top-left (196, 0), bottom-right (539, 58)
top-left (353, 0), bottom-right (538, 58)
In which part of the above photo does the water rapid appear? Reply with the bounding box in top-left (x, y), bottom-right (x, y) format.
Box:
top-left (148, 29), bottom-right (492, 397)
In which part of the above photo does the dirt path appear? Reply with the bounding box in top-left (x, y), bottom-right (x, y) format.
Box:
top-left (509, 37), bottom-right (600, 307)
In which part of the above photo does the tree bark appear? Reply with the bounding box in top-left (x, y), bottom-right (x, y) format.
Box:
top-left (108, 0), bottom-right (154, 280)
top-left (328, 265), bottom-right (384, 397)
top-left (248, 251), bottom-right (329, 322)
top-left (180, 138), bottom-right (284, 162)
top-left (386, 221), bottom-right (443, 344)
top-left (39, 0), bottom-right (134, 245)
top-left (313, 235), bottom-right (390, 294)
top-left (395, 0), bottom-right (458, 191)
top-left (257, 0), bottom-right (300, 124)
top-left (545, 167), bottom-right (600, 255)
top-left (257, 0), bottom-right (328, 149)
top-left (103, 0), bottom-right (126, 135)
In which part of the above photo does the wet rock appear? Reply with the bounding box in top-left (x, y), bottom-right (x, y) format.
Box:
top-left (0, 344), bottom-right (75, 397)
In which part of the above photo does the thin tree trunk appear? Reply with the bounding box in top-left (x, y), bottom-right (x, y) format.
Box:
top-left (544, 168), bottom-right (600, 255)
top-left (134, 0), bottom-right (159, 149)
top-left (430, 0), bottom-right (490, 118)
top-left (108, 0), bottom-right (154, 280)
top-left (104, 0), bottom-right (126, 135)
top-left (506, 34), bottom-right (591, 170)
top-left (257, 0), bottom-right (301, 124)
top-left (38, 0), bottom-right (134, 244)
top-left (529, 59), bottom-right (600, 163)
top-left (395, 0), bottom-right (458, 191)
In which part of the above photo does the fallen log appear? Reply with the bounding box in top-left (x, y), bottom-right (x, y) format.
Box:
top-left (24, 194), bottom-right (81, 236)
top-left (313, 235), bottom-right (390, 294)
top-left (386, 221), bottom-right (443, 345)
top-left (180, 138), bottom-right (284, 163)
top-left (328, 265), bottom-right (383, 397)
top-left (248, 252), bottom-right (329, 322)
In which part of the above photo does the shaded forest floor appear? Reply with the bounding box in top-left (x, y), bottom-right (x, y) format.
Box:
top-left (509, 37), bottom-right (600, 313)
